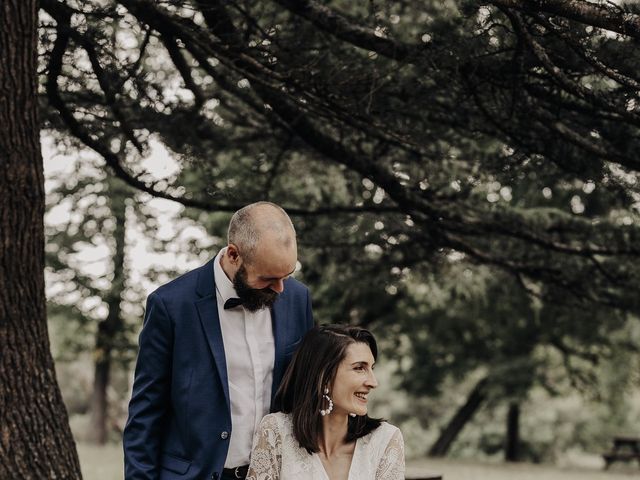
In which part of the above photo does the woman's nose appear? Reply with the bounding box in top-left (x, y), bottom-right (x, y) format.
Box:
top-left (366, 370), bottom-right (378, 388)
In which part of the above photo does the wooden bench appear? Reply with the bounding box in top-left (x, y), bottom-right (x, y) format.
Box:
top-left (603, 435), bottom-right (640, 469)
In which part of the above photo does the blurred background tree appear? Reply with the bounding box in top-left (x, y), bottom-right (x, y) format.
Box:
top-left (46, 158), bottom-right (141, 444)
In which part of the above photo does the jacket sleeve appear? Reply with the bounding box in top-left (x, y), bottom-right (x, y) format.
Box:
top-left (123, 292), bottom-right (174, 479)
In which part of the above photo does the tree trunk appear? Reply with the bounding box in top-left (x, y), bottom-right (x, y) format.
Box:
top-left (428, 377), bottom-right (488, 457)
top-left (0, 1), bottom-right (82, 478)
top-left (90, 353), bottom-right (111, 445)
top-left (505, 401), bottom-right (520, 462)
top-left (89, 182), bottom-right (127, 444)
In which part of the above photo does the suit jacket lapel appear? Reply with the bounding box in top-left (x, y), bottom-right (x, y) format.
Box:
top-left (195, 259), bottom-right (230, 413)
top-left (270, 292), bottom-right (288, 405)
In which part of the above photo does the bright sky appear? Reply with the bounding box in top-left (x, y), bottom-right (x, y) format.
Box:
top-left (42, 133), bottom-right (215, 299)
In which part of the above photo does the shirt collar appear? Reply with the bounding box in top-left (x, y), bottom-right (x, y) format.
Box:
top-left (214, 247), bottom-right (240, 303)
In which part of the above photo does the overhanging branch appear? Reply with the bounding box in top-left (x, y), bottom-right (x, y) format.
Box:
top-left (488, 0), bottom-right (640, 40)
top-left (272, 0), bottom-right (424, 62)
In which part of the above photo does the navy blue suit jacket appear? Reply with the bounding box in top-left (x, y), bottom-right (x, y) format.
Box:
top-left (123, 258), bottom-right (314, 479)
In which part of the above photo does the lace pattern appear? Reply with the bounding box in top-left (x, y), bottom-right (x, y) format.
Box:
top-left (374, 429), bottom-right (405, 479)
top-left (246, 413), bottom-right (405, 480)
top-left (246, 414), bottom-right (282, 480)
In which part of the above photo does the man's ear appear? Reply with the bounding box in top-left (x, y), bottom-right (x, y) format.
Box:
top-left (227, 244), bottom-right (241, 264)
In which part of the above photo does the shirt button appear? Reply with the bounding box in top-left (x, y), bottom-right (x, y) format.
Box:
top-left (220, 431), bottom-right (229, 440)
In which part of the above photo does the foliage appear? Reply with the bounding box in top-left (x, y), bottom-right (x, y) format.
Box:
top-left (38, 0), bottom-right (640, 312)
top-left (45, 154), bottom-right (139, 368)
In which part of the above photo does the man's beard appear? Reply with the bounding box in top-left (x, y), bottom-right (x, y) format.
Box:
top-left (233, 264), bottom-right (279, 312)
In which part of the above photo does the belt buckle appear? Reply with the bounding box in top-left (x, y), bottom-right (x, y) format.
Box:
top-left (234, 466), bottom-right (243, 479)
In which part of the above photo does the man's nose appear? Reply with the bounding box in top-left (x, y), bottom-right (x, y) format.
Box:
top-left (270, 278), bottom-right (285, 293)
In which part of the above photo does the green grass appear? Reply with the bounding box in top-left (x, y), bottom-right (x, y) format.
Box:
top-left (407, 458), bottom-right (640, 480)
top-left (78, 442), bottom-right (123, 480)
top-left (78, 442), bottom-right (640, 480)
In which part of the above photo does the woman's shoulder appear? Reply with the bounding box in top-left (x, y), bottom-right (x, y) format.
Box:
top-left (260, 412), bottom-right (293, 430)
top-left (353, 422), bottom-right (404, 477)
top-left (368, 421), bottom-right (402, 446)
top-left (378, 421), bottom-right (401, 435)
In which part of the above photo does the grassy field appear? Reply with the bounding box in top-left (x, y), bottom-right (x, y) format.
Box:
top-left (79, 443), bottom-right (639, 480)
top-left (78, 443), bottom-right (124, 479)
top-left (406, 458), bottom-right (639, 480)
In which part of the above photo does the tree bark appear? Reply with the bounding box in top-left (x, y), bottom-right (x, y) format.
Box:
top-left (89, 182), bottom-right (127, 444)
top-left (0, 1), bottom-right (82, 477)
top-left (505, 402), bottom-right (520, 462)
top-left (428, 377), bottom-right (488, 457)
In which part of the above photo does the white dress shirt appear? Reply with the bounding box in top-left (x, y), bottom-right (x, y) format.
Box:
top-left (213, 248), bottom-right (275, 467)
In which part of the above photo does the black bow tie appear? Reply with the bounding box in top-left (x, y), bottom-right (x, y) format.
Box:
top-left (224, 298), bottom-right (243, 310)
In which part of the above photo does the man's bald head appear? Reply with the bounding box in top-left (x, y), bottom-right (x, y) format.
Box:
top-left (227, 202), bottom-right (296, 265)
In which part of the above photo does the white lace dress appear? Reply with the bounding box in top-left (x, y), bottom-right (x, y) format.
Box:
top-left (246, 412), bottom-right (405, 480)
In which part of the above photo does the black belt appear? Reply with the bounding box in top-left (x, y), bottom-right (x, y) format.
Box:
top-left (222, 465), bottom-right (249, 479)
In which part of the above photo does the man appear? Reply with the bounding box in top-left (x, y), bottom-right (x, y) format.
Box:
top-left (124, 202), bottom-right (314, 480)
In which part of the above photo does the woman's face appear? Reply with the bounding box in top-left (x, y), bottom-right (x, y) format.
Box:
top-left (329, 342), bottom-right (378, 417)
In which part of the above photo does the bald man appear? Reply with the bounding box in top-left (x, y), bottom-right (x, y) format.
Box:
top-left (124, 202), bottom-right (314, 480)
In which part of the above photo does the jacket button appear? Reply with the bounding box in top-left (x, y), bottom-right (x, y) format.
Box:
top-left (220, 431), bottom-right (229, 440)
top-left (211, 474), bottom-right (219, 480)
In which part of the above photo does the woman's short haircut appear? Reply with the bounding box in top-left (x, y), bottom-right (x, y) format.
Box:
top-left (274, 324), bottom-right (382, 453)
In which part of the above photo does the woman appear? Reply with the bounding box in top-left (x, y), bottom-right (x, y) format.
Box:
top-left (247, 325), bottom-right (404, 479)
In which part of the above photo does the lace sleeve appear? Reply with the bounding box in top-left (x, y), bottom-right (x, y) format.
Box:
top-left (375, 428), bottom-right (405, 480)
top-left (246, 414), bottom-right (283, 480)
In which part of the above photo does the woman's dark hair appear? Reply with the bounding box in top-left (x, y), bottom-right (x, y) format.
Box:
top-left (274, 324), bottom-right (382, 453)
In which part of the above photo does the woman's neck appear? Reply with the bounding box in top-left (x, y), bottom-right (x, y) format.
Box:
top-left (319, 413), bottom-right (350, 456)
